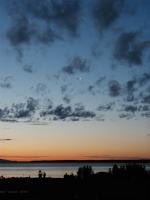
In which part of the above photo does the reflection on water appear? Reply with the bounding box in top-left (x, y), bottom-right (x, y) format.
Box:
top-left (0, 162), bottom-right (150, 178)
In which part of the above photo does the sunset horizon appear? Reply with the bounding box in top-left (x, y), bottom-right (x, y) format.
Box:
top-left (0, 0), bottom-right (150, 165)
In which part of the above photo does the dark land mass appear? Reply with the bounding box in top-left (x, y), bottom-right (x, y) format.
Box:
top-left (0, 159), bottom-right (150, 164)
top-left (0, 163), bottom-right (150, 200)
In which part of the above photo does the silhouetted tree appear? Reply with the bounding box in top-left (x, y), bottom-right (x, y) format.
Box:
top-left (77, 165), bottom-right (93, 179)
top-left (112, 164), bottom-right (119, 175)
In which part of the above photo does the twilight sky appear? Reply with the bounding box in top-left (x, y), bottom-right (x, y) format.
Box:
top-left (0, 0), bottom-right (150, 161)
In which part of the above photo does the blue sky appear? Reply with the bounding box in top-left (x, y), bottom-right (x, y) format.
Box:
top-left (0, 0), bottom-right (150, 160)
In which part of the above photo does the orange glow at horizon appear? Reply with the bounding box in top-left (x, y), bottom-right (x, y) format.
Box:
top-left (1, 150), bottom-right (150, 161)
top-left (1, 120), bottom-right (150, 161)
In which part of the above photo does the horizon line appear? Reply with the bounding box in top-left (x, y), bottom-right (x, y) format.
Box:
top-left (0, 158), bottom-right (150, 163)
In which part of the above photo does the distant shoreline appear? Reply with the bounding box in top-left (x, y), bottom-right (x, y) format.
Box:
top-left (0, 159), bottom-right (150, 164)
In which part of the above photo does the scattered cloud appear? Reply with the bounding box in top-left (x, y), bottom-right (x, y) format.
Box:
top-left (0, 97), bottom-right (38, 122)
top-left (63, 95), bottom-right (71, 104)
top-left (125, 79), bottom-right (137, 102)
top-left (108, 80), bottom-right (121, 97)
top-left (126, 79), bottom-right (137, 94)
top-left (40, 104), bottom-right (95, 121)
top-left (12, 97), bottom-right (38, 119)
top-left (114, 32), bottom-right (150, 66)
top-left (50, 0), bottom-right (81, 36)
top-left (62, 57), bottom-right (90, 75)
top-left (119, 113), bottom-right (133, 119)
top-left (141, 95), bottom-right (150, 104)
top-left (138, 72), bottom-right (150, 87)
top-left (0, 107), bottom-right (10, 120)
top-left (139, 105), bottom-right (150, 112)
top-left (88, 76), bottom-right (106, 95)
top-left (93, 0), bottom-right (124, 32)
top-left (141, 112), bottom-right (150, 118)
top-left (61, 85), bottom-right (68, 93)
top-left (6, 0), bottom-right (81, 53)
top-left (97, 102), bottom-right (115, 111)
top-left (95, 76), bottom-right (106, 86)
top-left (23, 65), bottom-right (34, 73)
top-left (6, 14), bottom-right (33, 46)
top-left (88, 85), bottom-right (95, 95)
top-left (0, 76), bottom-right (13, 89)
top-left (124, 105), bottom-right (138, 113)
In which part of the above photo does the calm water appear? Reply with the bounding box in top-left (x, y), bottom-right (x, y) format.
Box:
top-left (0, 162), bottom-right (150, 178)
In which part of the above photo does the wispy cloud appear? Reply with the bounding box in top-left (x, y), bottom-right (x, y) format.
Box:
top-left (0, 138), bottom-right (12, 141)
top-left (0, 76), bottom-right (13, 89)
top-left (23, 65), bottom-right (34, 73)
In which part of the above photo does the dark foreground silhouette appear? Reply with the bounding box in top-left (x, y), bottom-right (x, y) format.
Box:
top-left (0, 163), bottom-right (150, 200)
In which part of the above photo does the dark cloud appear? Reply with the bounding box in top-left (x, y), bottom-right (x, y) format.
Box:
top-left (88, 85), bottom-right (95, 95)
top-left (95, 76), bottom-right (106, 86)
top-left (63, 95), bottom-right (71, 104)
top-left (119, 113), bottom-right (133, 119)
top-left (40, 104), bottom-right (95, 121)
top-left (50, 105), bottom-right (72, 120)
top-left (6, 13), bottom-right (58, 51)
top-left (11, 97), bottom-right (38, 119)
top-left (62, 57), bottom-right (90, 75)
top-left (108, 80), bottom-right (121, 97)
top-left (97, 102), bottom-right (115, 111)
top-left (25, 0), bottom-right (80, 36)
top-left (0, 107), bottom-right (10, 120)
top-left (73, 104), bottom-right (96, 119)
top-left (125, 78), bottom-right (137, 102)
top-left (124, 105), bottom-right (138, 113)
top-left (138, 72), bottom-right (150, 86)
top-left (6, 0), bottom-right (80, 53)
top-left (141, 112), bottom-right (150, 118)
top-left (0, 139), bottom-right (12, 141)
top-left (23, 65), bottom-right (34, 73)
top-left (1, 96), bottom-right (149, 122)
top-left (50, 0), bottom-right (80, 36)
top-left (138, 105), bottom-right (150, 112)
top-left (23, 0), bottom-right (54, 21)
top-left (119, 103), bottom-right (139, 119)
top-left (93, 0), bottom-right (124, 31)
top-left (142, 95), bottom-right (150, 104)
top-left (61, 85), bottom-right (68, 93)
top-left (6, 15), bottom-right (32, 46)
top-left (124, 72), bottom-right (150, 102)
top-left (39, 99), bottom-right (53, 117)
top-left (36, 26), bottom-right (59, 44)
top-left (0, 76), bottom-right (13, 89)
top-left (114, 32), bottom-right (150, 65)
top-left (126, 79), bottom-right (137, 94)
top-left (126, 95), bottom-right (135, 102)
